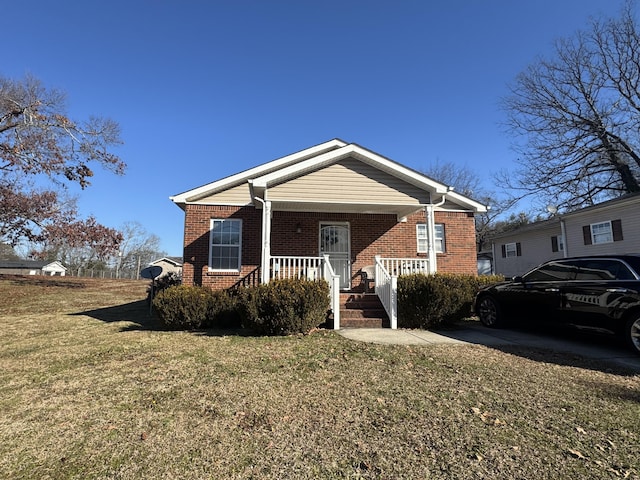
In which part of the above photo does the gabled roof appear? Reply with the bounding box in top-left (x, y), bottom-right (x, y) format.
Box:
top-left (490, 192), bottom-right (640, 240)
top-left (170, 139), bottom-right (487, 213)
top-left (0, 260), bottom-right (67, 270)
top-left (150, 257), bottom-right (183, 266)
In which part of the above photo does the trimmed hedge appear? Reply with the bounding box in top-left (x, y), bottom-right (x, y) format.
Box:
top-left (237, 279), bottom-right (330, 335)
top-left (153, 285), bottom-right (241, 330)
top-left (397, 274), bottom-right (504, 329)
top-left (152, 279), bottom-right (329, 334)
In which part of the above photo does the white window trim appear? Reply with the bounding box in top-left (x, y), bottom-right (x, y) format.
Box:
top-left (209, 218), bottom-right (242, 272)
top-left (590, 221), bottom-right (613, 245)
top-left (505, 242), bottom-right (518, 258)
top-left (416, 224), bottom-right (428, 253)
top-left (434, 223), bottom-right (445, 253)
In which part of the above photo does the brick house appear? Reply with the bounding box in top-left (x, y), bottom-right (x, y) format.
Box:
top-left (171, 140), bottom-right (487, 328)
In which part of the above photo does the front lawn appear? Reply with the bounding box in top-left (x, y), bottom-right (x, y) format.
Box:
top-left (0, 275), bottom-right (638, 479)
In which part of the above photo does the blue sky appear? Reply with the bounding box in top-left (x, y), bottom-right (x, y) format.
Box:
top-left (3, 0), bottom-right (625, 256)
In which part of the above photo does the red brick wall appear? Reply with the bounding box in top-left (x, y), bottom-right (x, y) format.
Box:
top-left (182, 204), bottom-right (262, 289)
top-left (434, 211), bottom-right (478, 274)
top-left (181, 205), bottom-right (478, 289)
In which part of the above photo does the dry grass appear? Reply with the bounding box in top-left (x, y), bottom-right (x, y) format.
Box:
top-left (0, 275), bottom-right (639, 479)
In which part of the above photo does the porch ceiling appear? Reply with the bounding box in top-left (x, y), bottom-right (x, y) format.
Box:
top-left (267, 199), bottom-right (425, 220)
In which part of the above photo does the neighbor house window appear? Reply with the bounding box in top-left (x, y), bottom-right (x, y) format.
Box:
top-left (209, 219), bottom-right (242, 271)
top-left (416, 223), bottom-right (445, 253)
top-left (583, 219), bottom-right (624, 246)
top-left (502, 242), bottom-right (521, 258)
top-left (551, 234), bottom-right (564, 252)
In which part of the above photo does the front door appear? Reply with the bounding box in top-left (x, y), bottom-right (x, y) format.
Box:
top-left (320, 223), bottom-right (351, 289)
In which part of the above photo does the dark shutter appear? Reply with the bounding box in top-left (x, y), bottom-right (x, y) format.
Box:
top-left (583, 225), bottom-right (592, 245)
top-left (501, 245), bottom-right (506, 258)
top-left (551, 236), bottom-right (558, 252)
top-left (516, 242), bottom-right (522, 256)
top-left (612, 219), bottom-right (624, 241)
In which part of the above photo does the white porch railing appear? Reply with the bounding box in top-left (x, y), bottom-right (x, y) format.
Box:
top-left (373, 256), bottom-right (430, 330)
top-left (269, 255), bottom-right (341, 330)
top-left (378, 257), bottom-right (430, 276)
top-left (374, 256), bottom-right (397, 329)
top-left (268, 255), bottom-right (430, 331)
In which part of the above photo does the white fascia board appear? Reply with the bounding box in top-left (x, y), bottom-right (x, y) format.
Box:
top-left (445, 190), bottom-right (488, 213)
top-left (169, 139), bottom-right (348, 205)
top-left (253, 143), bottom-right (487, 212)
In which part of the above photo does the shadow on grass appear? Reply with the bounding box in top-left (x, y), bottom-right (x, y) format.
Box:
top-left (2, 274), bottom-right (87, 289)
top-left (72, 300), bottom-right (258, 337)
top-left (71, 300), bottom-right (166, 331)
top-left (443, 320), bottom-right (640, 377)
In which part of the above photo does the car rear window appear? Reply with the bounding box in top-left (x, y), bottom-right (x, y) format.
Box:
top-left (575, 259), bottom-right (636, 280)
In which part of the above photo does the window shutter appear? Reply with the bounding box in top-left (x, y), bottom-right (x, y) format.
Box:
top-left (516, 242), bottom-right (522, 256)
top-left (612, 219), bottom-right (624, 241)
top-left (501, 245), bottom-right (506, 258)
top-left (582, 225), bottom-right (592, 245)
top-left (551, 236), bottom-right (558, 252)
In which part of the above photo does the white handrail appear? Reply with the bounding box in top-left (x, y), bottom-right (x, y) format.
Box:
top-left (374, 255), bottom-right (397, 329)
top-left (323, 255), bottom-right (340, 330)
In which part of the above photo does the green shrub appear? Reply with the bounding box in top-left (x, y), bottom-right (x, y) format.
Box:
top-left (153, 285), bottom-right (242, 330)
top-left (153, 285), bottom-right (213, 330)
top-left (397, 274), bottom-right (503, 329)
top-left (237, 279), bottom-right (330, 335)
top-left (206, 289), bottom-right (242, 329)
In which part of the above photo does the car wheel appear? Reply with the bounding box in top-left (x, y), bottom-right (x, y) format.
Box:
top-left (624, 314), bottom-right (640, 355)
top-left (477, 295), bottom-right (504, 328)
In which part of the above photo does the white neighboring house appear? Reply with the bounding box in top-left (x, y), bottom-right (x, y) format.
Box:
top-left (0, 260), bottom-right (68, 276)
top-left (148, 257), bottom-right (183, 278)
top-left (491, 193), bottom-right (640, 278)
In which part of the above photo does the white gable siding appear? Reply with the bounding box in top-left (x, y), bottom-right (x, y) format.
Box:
top-left (563, 200), bottom-right (640, 256)
top-left (195, 183), bottom-right (252, 205)
top-left (268, 157), bottom-right (429, 205)
top-left (493, 224), bottom-right (563, 277)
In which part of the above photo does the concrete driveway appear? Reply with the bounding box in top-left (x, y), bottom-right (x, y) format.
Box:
top-left (337, 322), bottom-right (640, 373)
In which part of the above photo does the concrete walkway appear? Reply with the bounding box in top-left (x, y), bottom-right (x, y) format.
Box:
top-left (337, 323), bottom-right (640, 372)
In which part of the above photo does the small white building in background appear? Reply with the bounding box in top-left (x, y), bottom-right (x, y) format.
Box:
top-left (491, 193), bottom-right (640, 278)
top-left (148, 257), bottom-right (183, 277)
top-left (0, 260), bottom-right (68, 276)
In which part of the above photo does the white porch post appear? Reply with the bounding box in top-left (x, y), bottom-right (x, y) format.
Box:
top-left (390, 275), bottom-right (398, 329)
top-left (259, 199), bottom-right (272, 284)
top-left (425, 205), bottom-right (437, 274)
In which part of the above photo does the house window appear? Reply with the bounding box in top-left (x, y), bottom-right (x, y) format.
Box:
top-left (209, 219), bottom-right (242, 271)
top-left (502, 242), bottom-right (521, 258)
top-left (434, 224), bottom-right (445, 253)
top-left (416, 224), bottom-right (428, 253)
top-left (583, 219), bottom-right (623, 245)
top-left (416, 223), bottom-right (445, 253)
top-left (551, 235), bottom-right (564, 252)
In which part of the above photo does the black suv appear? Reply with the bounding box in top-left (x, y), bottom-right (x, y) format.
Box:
top-left (475, 254), bottom-right (640, 355)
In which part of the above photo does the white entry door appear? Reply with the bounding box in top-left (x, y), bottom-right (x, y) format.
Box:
top-left (320, 223), bottom-right (351, 290)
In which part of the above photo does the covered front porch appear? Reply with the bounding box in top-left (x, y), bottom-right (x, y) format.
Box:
top-left (266, 254), bottom-right (429, 330)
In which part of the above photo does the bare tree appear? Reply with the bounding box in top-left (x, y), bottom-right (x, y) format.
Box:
top-left (500, 1), bottom-right (640, 212)
top-left (422, 160), bottom-right (515, 251)
top-left (0, 74), bottom-right (125, 247)
top-left (115, 221), bottom-right (167, 278)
